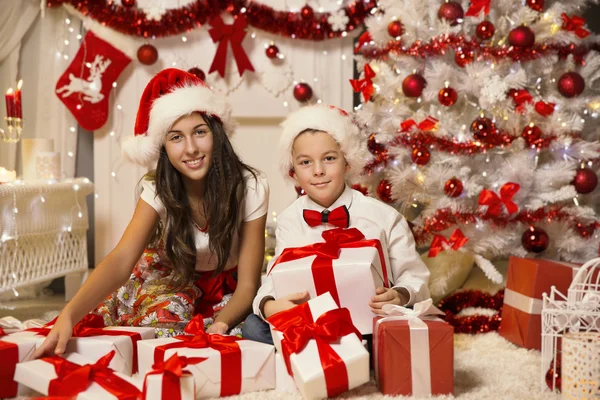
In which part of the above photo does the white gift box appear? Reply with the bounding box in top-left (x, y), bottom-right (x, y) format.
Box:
top-left (275, 353), bottom-right (298, 392)
top-left (138, 336), bottom-right (275, 398)
top-left (12, 325), bottom-right (155, 375)
top-left (0, 333), bottom-right (38, 398)
top-left (268, 292), bottom-right (370, 400)
top-left (270, 235), bottom-right (391, 334)
top-left (143, 371), bottom-right (195, 400)
top-left (14, 352), bottom-right (142, 399)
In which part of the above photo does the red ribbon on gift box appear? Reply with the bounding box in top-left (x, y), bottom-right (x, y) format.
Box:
top-left (153, 315), bottom-right (243, 397)
top-left (27, 314), bottom-right (143, 374)
top-left (208, 15), bottom-right (255, 77)
top-left (143, 353), bottom-right (207, 400)
top-left (268, 227), bottom-right (390, 307)
top-left (0, 328), bottom-right (20, 398)
top-left (43, 350), bottom-right (140, 399)
top-left (268, 305), bottom-right (361, 398)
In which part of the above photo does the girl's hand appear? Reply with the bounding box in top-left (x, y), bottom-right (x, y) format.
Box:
top-left (32, 313), bottom-right (74, 358)
top-left (206, 321), bottom-right (229, 335)
top-left (369, 287), bottom-right (409, 315)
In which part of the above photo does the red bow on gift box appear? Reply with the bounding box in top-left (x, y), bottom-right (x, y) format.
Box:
top-left (561, 13), bottom-right (590, 38)
top-left (208, 15), bottom-right (255, 78)
top-left (466, 0), bottom-right (491, 17)
top-left (428, 229), bottom-right (469, 257)
top-left (144, 353), bottom-right (207, 400)
top-left (478, 183), bottom-right (520, 217)
top-left (350, 64), bottom-right (376, 102)
top-left (400, 116), bottom-right (439, 132)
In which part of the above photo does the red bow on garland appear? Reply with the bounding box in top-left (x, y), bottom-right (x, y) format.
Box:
top-left (208, 15), bottom-right (255, 78)
top-left (561, 14), bottom-right (590, 39)
top-left (349, 64), bottom-right (376, 102)
top-left (400, 116), bottom-right (439, 132)
top-left (478, 182), bottom-right (520, 217)
top-left (428, 229), bottom-right (469, 257)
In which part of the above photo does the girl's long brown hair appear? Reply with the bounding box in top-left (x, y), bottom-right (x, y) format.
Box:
top-left (144, 113), bottom-right (256, 288)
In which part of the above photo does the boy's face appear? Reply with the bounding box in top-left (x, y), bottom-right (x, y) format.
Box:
top-left (291, 130), bottom-right (349, 208)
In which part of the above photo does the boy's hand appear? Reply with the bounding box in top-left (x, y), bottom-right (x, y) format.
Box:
top-left (206, 321), bottom-right (229, 335)
top-left (263, 291), bottom-right (310, 318)
top-left (369, 287), bottom-right (409, 315)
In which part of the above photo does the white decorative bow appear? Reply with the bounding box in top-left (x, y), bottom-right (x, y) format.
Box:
top-left (381, 298), bottom-right (446, 319)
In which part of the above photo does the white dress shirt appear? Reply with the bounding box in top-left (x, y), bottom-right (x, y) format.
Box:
top-left (253, 185), bottom-right (430, 318)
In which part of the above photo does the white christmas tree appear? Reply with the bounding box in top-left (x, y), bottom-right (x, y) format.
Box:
top-left (352, 0), bottom-right (600, 283)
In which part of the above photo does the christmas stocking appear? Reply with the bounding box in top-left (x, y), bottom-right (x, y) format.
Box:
top-left (55, 31), bottom-right (131, 131)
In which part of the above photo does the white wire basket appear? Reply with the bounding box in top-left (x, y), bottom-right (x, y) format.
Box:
top-left (541, 257), bottom-right (600, 395)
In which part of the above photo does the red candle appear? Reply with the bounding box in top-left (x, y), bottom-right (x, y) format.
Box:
top-left (14, 80), bottom-right (22, 119)
top-left (5, 88), bottom-right (15, 118)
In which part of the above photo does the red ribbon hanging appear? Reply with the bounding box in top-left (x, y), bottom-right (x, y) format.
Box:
top-left (349, 64), bottom-right (376, 102)
top-left (153, 315), bottom-right (243, 397)
top-left (43, 350), bottom-right (140, 399)
top-left (208, 15), bottom-right (255, 77)
top-left (268, 305), bottom-right (361, 398)
top-left (27, 314), bottom-right (143, 374)
top-left (0, 329), bottom-right (19, 399)
top-left (268, 228), bottom-right (390, 307)
top-left (428, 229), bottom-right (469, 257)
top-left (466, 0), bottom-right (491, 17)
top-left (400, 116), bottom-right (439, 133)
top-left (561, 14), bottom-right (590, 38)
top-left (143, 353), bottom-right (207, 400)
top-left (478, 183), bottom-right (520, 217)
top-left (534, 101), bottom-right (555, 117)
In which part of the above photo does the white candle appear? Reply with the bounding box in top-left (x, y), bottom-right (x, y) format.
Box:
top-left (0, 167), bottom-right (16, 183)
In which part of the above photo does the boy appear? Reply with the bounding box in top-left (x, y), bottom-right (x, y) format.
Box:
top-left (242, 104), bottom-right (430, 344)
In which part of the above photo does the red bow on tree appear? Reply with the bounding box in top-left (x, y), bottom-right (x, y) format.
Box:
top-left (535, 101), bottom-right (555, 117)
top-left (400, 116), bottom-right (439, 132)
top-left (354, 31), bottom-right (373, 54)
top-left (478, 183), bottom-right (520, 217)
top-left (466, 0), bottom-right (491, 17)
top-left (428, 229), bottom-right (469, 257)
top-left (208, 15), bottom-right (255, 78)
top-left (349, 64), bottom-right (376, 102)
top-left (509, 89), bottom-right (533, 113)
top-left (303, 205), bottom-right (349, 228)
top-left (561, 14), bottom-right (590, 38)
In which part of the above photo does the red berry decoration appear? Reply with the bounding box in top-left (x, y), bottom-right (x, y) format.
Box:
top-left (572, 168), bottom-right (598, 194)
top-left (352, 184), bottom-right (369, 196)
top-left (557, 72), bottom-right (585, 98)
top-left (444, 178), bottom-right (463, 198)
top-left (187, 67), bottom-right (206, 81)
top-left (265, 44), bottom-right (279, 59)
top-left (455, 51), bottom-right (474, 67)
top-left (402, 74), bottom-right (427, 98)
top-left (377, 180), bottom-right (393, 203)
top-left (575, 222), bottom-right (596, 238)
top-left (301, 5), bottom-right (314, 19)
top-left (438, 1), bottom-right (464, 26)
top-left (526, 0), bottom-right (544, 12)
top-left (293, 83), bottom-right (313, 102)
top-left (368, 133), bottom-right (385, 155)
top-left (121, 0), bottom-right (136, 7)
top-left (438, 87), bottom-right (458, 106)
top-left (522, 226), bottom-right (549, 253)
top-left (521, 124), bottom-right (542, 146)
top-left (508, 26), bottom-right (535, 48)
top-left (411, 147), bottom-right (431, 165)
top-left (545, 357), bottom-right (561, 391)
top-left (137, 44), bottom-right (158, 65)
top-left (295, 186), bottom-right (306, 196)
top-left (387, 20), bottom-right (403, 38)
top-left (471, 117), bottom-right (496, 142)
top-left (476, 21), bottom-right (495, 40)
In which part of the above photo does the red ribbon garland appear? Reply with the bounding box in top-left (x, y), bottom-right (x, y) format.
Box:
top-left (143, 353), bottom-right (207, 400)
top-left (349, 64), bottom-right (376, 102)
top-left (27, 314), bottom-right (143, 374)
top-left (478, 183), bottom-right (520, 217)
top-left (43, 350), bottom-right (140, 399)
top-left (208, 15), bottom-right (255, 78)
top-left (268, 305), bottom-right (361, 398)
top-left (561, 13), bottom-right (590, 38)
top-left (465, 0), bottom-right (491, 17)
top-left (0, 328), bottom-right (20, 399)
top-left (428, 229), bottom-right (469, 257)
top-left (268, 227), bottom-right (390, 307)
top-left (153, 315), bottom-right (243, 397)
top-left (400, 116), bottom-right (439, 133)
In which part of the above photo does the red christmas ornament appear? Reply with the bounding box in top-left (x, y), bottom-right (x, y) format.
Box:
top-left (368, 133), bottom-right (385, 155)
top-left (265, 44), bottom-right (279, 59)
top-left (377, 180), bottom-right (393, 203)
top-left (300, 5), bottom-right (314, 19)
top-left (187, 67), bottom-right (206, 81)
top-left (455, 50), bottom-right (474, 67)
top-left (352, 184), bottom-right (369, 196)
top-left (295, 186), bottom-right (306, 196)
top-left (521, 124), bottom-right (542, 145)
top-left (526, 0), bottom-right (544, 12)
top-left (438, 87), bottom-right (458, 106)
top-left (522, 226), bottom-right (550, 253)
top-left (508, 26), bottom-right (535, 48)
top-left (557, 72), bottom-right (585, 98)
top-left (387, 20), bottom-right (403, 38)
top-left (545, 357), bottom-right (561, 391)
top-left (402, 74), bottom-right (427, 98)
top-left (411, 147), bottom-right (431, 165)
top-left (476, 21), bottom-right (495, 40)
top-left (137, 44), bottom-right (158, 65)
top-left (444, 178), bottom-right (464, 198)
top-left (471, 117), bottom-right (496, 142)
top-left (293, 83), bottom-right (313, 102)
top-left (572, 168), bottom-right (598, 194)
top-left (121, 0), bottom-right (136, 7)
top-left (438, 1), bottom-right (464, 26)
top-left (576, 222), bottom-right (596, 238)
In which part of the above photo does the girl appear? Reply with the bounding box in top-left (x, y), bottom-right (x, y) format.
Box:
top-left (34, 68), bottom-right (269, 357)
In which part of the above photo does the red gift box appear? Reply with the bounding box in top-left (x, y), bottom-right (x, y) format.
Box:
top-left (372, 300), bottom-right (454, 396)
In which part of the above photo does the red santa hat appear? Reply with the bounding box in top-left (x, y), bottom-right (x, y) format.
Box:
top-left (279, 104), bottom-right (367, 181)
top-left (121, 68), bottom-right (235, 167)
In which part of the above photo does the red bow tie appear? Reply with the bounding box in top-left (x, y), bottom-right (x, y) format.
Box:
top-left (303, 206), bottom-right (349, 228)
